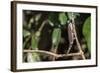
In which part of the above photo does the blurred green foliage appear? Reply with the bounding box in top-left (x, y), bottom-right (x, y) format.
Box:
top-left (52, 28), bottom-right (61, 46)
top-left (59, 13), bottom-right (68, 25)
top-left (23, 11), bottom-right (91, 62)
top-left (83, 16), bottom-right (91, 53)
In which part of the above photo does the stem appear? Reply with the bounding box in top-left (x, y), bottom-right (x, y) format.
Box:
top-left (24, 49), bottom-right (58, 57)
top-left (23, 49), bottom-right (81, 58)
top-left (72, 19), bottom-right (86, 60)
top-left (38, 20), bottom-right (48, 32)
top-left (49, 44), bottom-right (59, 61)
top-left (60, 52), bottom-right (81, 57)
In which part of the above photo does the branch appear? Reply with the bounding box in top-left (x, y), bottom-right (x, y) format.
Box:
top-left (38, 20), bottom-right (54, 32)
top-left (24, 49), bottom-right (58, 57)
top-left (59, 52), bottom-right (81, 57)
top-left (23, 50), bottom-right (81, 58)
top-left (38, 20), bottom-right (48, 32)
top-left (72, 19), bottom-right (86, 59)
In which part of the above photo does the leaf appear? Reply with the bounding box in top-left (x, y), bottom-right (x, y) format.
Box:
top-left (23, 30), bottom-right (31, 38)
top-left (52, 28), bottom-right (61, 45)
top-left (27, 52), bottom-right (34, 62)
top-left (35, 13), bottom-right (42, 22)
top-left (83, 16), bottom-right (91, 53)
top-left (48, 20), bottom-right (54, 26)
top-left (68, 12), bottom-right (80, 20)
top-left (59, 12), bottom-right (68, 25)
top-left (31, 34), bottom-right (40, 61)
top-left (31, 35), bottom-right (38, 49)
top-left (32, 53), bottom-right (40, 61)
top-left (27, 52), bottom-right (40, 62)
top-left (35, 31), bottom-right (41, 37)
top-left (28, 16), bottom-right (34, 29)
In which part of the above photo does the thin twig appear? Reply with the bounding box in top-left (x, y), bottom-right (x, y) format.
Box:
top-left (49, 44), bottom-right (59, 60)
top-left (23, 49), bottom-right (81, 58)
top-left (38, 20), bottom-right (48, 32)
top-left (24, 50), bottom-right (58, 57)
top-left (72, 19), bottom-right (86, 59)
top-left (59, 52), bottom-right (81, 57)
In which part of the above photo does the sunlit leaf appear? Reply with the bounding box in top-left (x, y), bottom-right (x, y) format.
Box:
top-left (27, 52), bottom-right (40, 62)
top-left (30, 17), bottom-right (34, 23)
top-left (59, 12), bottom-right (68, 25)
top-left (28, 16), bottom-right (34, 29)
top-left (48, 20), bottom-right (54, 26)
top-left (27, 52), bottom-right (34, 62)
top-left (83, 16), bottom-right (91, 53)
top-left (52, 28), bottom-right (61, 45)
top-left (35, 31), bottom-right (41, 37)
top-left (31, 34), bottom-right (40, 61)
top-left (31, 35), bottom-right (38, 49)
top-left (35, 13), bottom-right (42, 22)
top-left (23, 30), bottom-right (30, 38)
top-left (32, 53), bottom-right (40, 61)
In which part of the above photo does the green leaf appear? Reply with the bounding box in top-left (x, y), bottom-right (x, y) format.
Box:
top-left (23, 30), bottom-right (31, 38)
top-left (52, 28), bottom-right (61, 45)
top-left (31, 35), bottom-right (38, 49)
top-left (68, 12), bottom-right (80, 20)
top-left (48, 20), bottom-right (54, 26)
top-left (59, 12), bottom-right (68, 25)
top-left (28, 16), bottom-right (34, 29)
top-left (32, 53), bottom-right (40, 61)
top-left (35, 31), bottom-right (41, 37)
top-left (31, 34), bottom-right (40, 61)
top-left (35, 13), bottom-right (42, 22)
top-left (27, 52), bottom-right (40, 62)
top-left (83, 16), bottom-right (91, 53)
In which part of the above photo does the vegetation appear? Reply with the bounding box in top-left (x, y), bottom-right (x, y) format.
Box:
top-left (23, 10), bottom-right (91, 62)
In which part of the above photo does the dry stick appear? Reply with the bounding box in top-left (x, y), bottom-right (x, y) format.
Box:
top-left (72, 19), bottom-right (86, 60)
top-left (24, 50), bottom-right (58, 57)
top-left (38, 20), bottom-right (48, 32)
top-left (38, 20), bottom-right (54, 33)
top-left (23, 50), bottom-right (81, 58)
top-left (50, 44), bottom-right (59, 61)
top-left (53, 45), bottom-right (58, 60)
top-left (61, 52), bottom-right (81, 57)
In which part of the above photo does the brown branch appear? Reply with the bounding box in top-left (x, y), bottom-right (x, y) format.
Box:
top-left (23, 50), bottom-right (81, 58)
top-left (38, 20), bottom-right (48, 32)
top-left (72, 19), bottom-right (86, 60)
top-left (24, 49), bottom-right (58, 57)
top-left (49, 42), bottom-right (59, 60)
top-left (59, 52), bottom-right (81, 57)
top-left (38, 20), bottom-right (54, 32)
